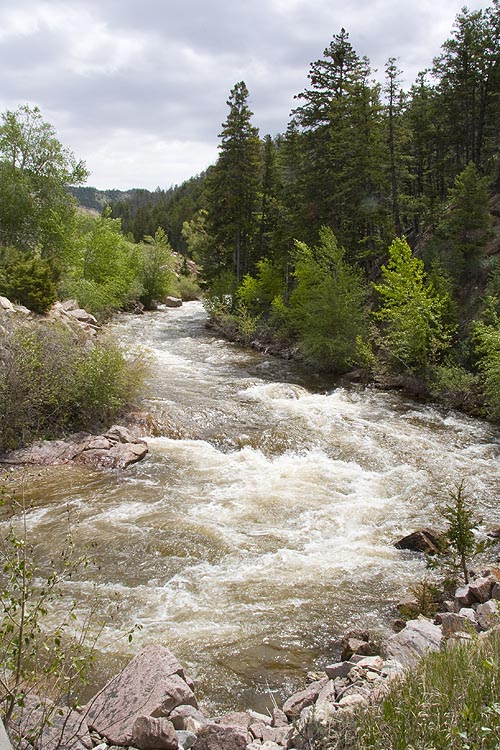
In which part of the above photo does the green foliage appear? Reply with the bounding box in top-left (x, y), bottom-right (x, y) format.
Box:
top-left (373, 237), bottom-right (453, 374)
top-left (62, 212), bottom-right (141, 319)
top-left (236, 258), bottom-right (284, 312)
top-left (289, 227), bottom-right (370, 372)
top-left (428, 163), bottom-right (492, 284)
top-left (356, 630), bottom-right (500, 750)
top-left (0, 318), bottom-right (146, 453)
top-left (0, 105), bottom-right (86, 261)
top-left (473, 305), bottom-right (500, 420)
top-left (0, 253), bottom-right (57, 313)
top-left (0, 484), bottom-right (101, 739)
top-left (205, 81), bottom-right (261, 281)
top-left (172, 274), bottom-right (202, 301)
top-left (429, 480), bottom-right (487, 587)
top-left (430, 363), bottom-right (481, 412)
top-left (138, 228), bottom-right (175, 309)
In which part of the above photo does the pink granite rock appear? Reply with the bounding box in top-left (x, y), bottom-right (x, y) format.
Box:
top-left (83, 645), bottom-right (197, 746)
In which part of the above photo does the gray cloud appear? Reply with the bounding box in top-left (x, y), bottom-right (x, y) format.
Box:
top-left (0, 0), bottom-right (492, 189)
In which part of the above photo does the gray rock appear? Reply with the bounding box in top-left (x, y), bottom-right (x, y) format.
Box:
top-left (177, 730), bottom-right (197, 750)
top-left (476, 600), bottom-right (499, 630)
top-left (216, 711), bottom-right (251, 729)
top-left (261, 725), bottom-right (290, 744)
top-left (435, 612), bottom-right (477, 637)
top-left (324, 661), bottom-right (352, 680)
top-left (316, 679), bottom-right (337, 708)
top-left (169, 706), bottom-right (207, 732)
top-left (249, 722), bottom-right (266, 739)
top-left (491, 582), bottom-right (500, 600)
top-left (271, 708), bottom-right (288, 728)
top-left (282, 677), bottom-right (329, 720)
top-left (340, 631), bottom-right (379, 661)
top-left (1, 426), bottom-right (148, 470)
top-left (66, 308), bottom-right (99, 326)
top-left (338, 694), bottom-right (367, 710)
top-left (458, 607), bottom-right (478, 624)
top-left (468, 576), bottom-right (495, 604)
top-left (83, 645), bottom-right (197, 746)
top-left (61, 299), bottom-right (80, 311)
top-left (131, 716), bottom-right (178, 750)
top-left (191, 723), bottom-right (247, 750)
top-left (0, 296), bottom-right (14, 312)
top-left (455, 585), bottom-right (476, 607)
top-left (356, 656), bottom-right (383, 671)
top-left (248, 711), bottom-right (272, 726)
top-left (0, 719), bottom-right (12, 750)
top-left (165, 297), bottom-right (183, 308)
top-left (382, 618), bottom-right (442, 668)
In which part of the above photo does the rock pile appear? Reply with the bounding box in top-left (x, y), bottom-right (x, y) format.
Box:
top-left (3, 566), bottom-right (500, 750)
top-left (49, 299), bottom-right (100, 335)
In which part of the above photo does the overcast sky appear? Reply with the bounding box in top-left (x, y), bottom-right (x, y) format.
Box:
top-left (0, 0), bottom-right (493, 191)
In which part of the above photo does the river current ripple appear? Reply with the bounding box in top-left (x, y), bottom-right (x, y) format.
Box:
top-left (7, 301), bottom-right (500, 713)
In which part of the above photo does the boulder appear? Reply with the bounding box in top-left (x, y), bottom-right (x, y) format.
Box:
top-left (1, 425), bottom-right (148, 470)
top-left (215, 712), bottom-right (251, 729)
top-left (192, 723), bottom-right (247, 750)
top-left (0, 296), bottom-right (14, 312)
top-left (476, 600), bottom-right (499, 630)
top-left (435, 612), bottom-right (477, 637)
top-left (165, 297), bottom-right (183, 308)
top-left (248, 711), bottom-right (272, 726)
top-left (455, 585), bottom-right (476, 607)
top-left (338, 694), bottom-right (368, 710)
top-left (340, 631), bottom-right (379, 661)
top-left (492, 582), bottom-right (500, 600)
top-left (261, 725), bottom-right (290, 744)
top-left (468, 576), bottom-right (496, 604)
top-left (394, 528), bottom-right (442, 555)
top-left (382, 618), bottom-right (442, 668)
top-left (282, 677), bottom-right (329, 720)
top-left (325, 661), bottom-right (352, 680)
top-left (83, 645), bottom-right (197, 747)
top-left (132, 716), bottom-right (178, 750)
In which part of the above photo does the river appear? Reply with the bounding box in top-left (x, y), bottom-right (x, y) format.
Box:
top-left (5, 301), bottom-right (500, 714)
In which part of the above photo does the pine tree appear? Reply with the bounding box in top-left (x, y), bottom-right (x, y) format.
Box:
top-left (205, 81), bottom-right (261, 283)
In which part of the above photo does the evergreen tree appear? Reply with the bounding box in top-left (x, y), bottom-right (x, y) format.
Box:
top-left (429, 162), bottom-right (492, 285)
top-left (205, 81), bottom-right (261, 283)
top-left (289, 31), bottom-right (388, 267)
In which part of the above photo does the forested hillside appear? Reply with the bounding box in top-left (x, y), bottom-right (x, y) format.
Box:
top-left (177, 2), bottom-right (500, 420)
top-left (2, 2), bottom-right (500, 428)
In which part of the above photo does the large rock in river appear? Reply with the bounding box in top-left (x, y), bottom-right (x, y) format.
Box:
top-left (0, 425), bottom-right (148, 470)
top-left (83, 645), bottom-right (197, 747)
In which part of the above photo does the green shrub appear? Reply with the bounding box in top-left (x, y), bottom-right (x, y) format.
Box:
top-left (0, 255), bottom-right (57, 314)
top-left (0, 318), bottom-right (146, 452)
top-left (172, 274), bottom-right (202, 301)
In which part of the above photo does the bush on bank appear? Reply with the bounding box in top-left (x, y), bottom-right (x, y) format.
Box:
top-left (0, 315), bottom-right (146, 453)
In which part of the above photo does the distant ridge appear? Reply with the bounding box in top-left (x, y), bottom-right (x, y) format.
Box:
top-left (68, 186), bottom-right (141, 212)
